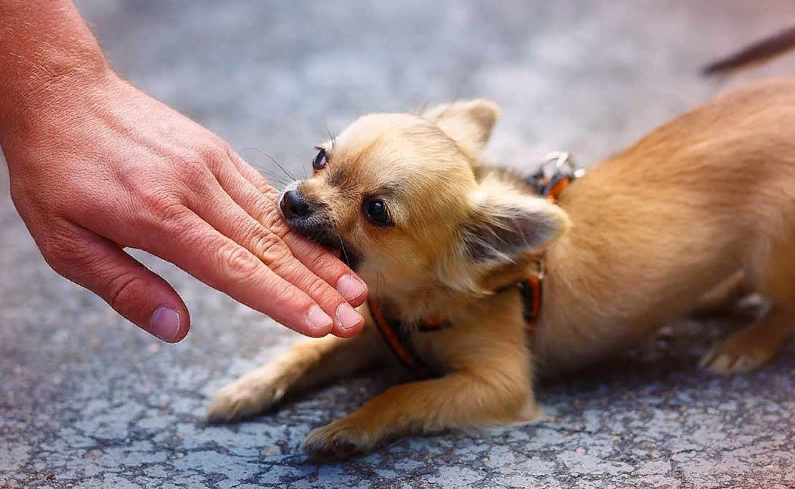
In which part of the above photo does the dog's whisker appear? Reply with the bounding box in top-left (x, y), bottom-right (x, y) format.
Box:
top-left (337, 237), bottom-right (354, 296)
top-left (238, 147), bottom-right (298, 186)
top-left (265, 154), bottom-right (296, 182)
top-left (292, 152), bottom-right (309, 180)
top-left (322, 117), bottom-right (338, 148)
top-left (242, 147), bottom-right (297, 181)
top-left (257, 168), bottom-right (290, 183)
top-left (246, 167), bottom-right (291, 190)
top-left (259, 174), bottom-right (291, 191)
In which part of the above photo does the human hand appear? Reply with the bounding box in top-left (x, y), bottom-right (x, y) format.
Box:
top-left (1, 71), bottom-right (367, 342)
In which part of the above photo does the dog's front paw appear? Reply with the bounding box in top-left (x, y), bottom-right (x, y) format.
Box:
top-left (207, 372), bottom-right (289, 423)
top-left (301, 419), bottom-right (378, 460)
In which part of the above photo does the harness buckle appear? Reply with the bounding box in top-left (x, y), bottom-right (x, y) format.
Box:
top-left (528, 151), bottom-right (585, 198)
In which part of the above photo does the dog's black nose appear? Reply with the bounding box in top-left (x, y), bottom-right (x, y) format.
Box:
top-left (280, 190), bottom-right (313, 220)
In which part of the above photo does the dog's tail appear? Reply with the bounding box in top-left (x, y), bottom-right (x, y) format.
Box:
top-left (701, 25), bottom-right (795, 77)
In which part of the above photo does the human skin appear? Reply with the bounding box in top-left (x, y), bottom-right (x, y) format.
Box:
top-left (0, 0), bottom-right (367, 342)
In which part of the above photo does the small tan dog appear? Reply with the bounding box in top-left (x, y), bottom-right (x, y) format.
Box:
top-left (207, 74), bottom-right (795, 458)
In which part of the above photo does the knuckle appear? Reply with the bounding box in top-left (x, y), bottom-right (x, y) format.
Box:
top-left (260, 183), bottom-right (282, 202)
top-left (106, 272), bottom-right (146, 312)
top-left (304, 277), bottom-right (332, 301)
top-left (229, 149), bottom-right (273, 192)
top-left (137, 184), bottom-right (169, 209)
top-left (176, 158), bottom-right (214, 189)
top-left (250, 231), bottom-right (290, 266)
top-left (223, 143), bottom-right (241, 163)
top-left (157, 200), bottom-right (191, 224)
top-left (269, 278), bottom-right (303, 309)
top-left (256, 204), bottom-right (289, 235)
top-left (199, 144), bottom-right (230, 173)
top-left (38, 226), bottom-right (87, 275)
top-left (253, 175), bottom-right (278, 198)
top-left (305, 247), bottom-right (336, 274)
top-left (138, 187), bottom-right (189, 224)
top-left (218, 242), bottom-right (261, 281)
top-left (40, 243), bottom-right (74, 276)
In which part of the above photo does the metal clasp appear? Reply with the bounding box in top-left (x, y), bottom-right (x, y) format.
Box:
top-left (539, 151), bottom-right (585, 180)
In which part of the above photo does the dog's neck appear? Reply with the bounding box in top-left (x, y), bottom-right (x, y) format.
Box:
top-left (360, 257), bottom-right (542, 330)
top-left (360, 271), bottom-right (477, 327)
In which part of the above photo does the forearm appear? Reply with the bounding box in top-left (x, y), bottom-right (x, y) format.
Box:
top-left (0, 0), bottom-right (110, 143)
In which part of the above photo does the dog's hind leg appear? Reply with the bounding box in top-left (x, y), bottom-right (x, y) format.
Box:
top-left (690, 269), bottom-right (753, 318)
top-left (700, 231), bottom-right (795, 375)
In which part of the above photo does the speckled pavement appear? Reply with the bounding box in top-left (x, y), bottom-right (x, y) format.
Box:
top-left (3, 1), bottom-right (795, 488)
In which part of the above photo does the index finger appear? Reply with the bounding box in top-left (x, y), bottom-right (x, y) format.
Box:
top-left (148, 208), bottom-right (337, 338)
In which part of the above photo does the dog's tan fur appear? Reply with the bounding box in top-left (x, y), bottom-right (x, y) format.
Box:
top-left (208, 78), bottom-right (795, 459)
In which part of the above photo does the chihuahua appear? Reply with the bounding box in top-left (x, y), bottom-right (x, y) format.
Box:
top-left (206, 73), bottom-right (795, 458)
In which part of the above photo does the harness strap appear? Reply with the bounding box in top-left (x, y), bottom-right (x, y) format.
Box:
top-left (368, 297), bottom-right (435, 379)
top-left (369, 277), bottom-right (542, 380)
top-left (517, 276), bottom-right (542, 324)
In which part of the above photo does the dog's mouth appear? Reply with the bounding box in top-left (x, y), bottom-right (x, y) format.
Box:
top-left (286, 218), bottom-right (362, 270)
top-left (335, 242), bottom-right (362, 270)
top-left (318, 234), bottom-right (361, 271)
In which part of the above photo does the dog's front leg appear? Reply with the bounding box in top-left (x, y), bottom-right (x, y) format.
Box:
top-left (208, 323), bottom-right (388, 423)
top-left (302, 349), bottom-right (536, 458)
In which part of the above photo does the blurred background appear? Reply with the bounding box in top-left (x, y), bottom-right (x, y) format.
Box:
top-left (3, 1), bottom-right (795, 487)
top-left (74, 0), bottom-right (795, 173)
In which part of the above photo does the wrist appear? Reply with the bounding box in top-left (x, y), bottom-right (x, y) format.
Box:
top-left (0, 0), bottom-right (113, 146)
top-left (0, 63), bottom-right (117, 150)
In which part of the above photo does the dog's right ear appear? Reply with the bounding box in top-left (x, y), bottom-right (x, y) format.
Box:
top-left (460, 177), bottom-right (570, 269)
top-left (420, 99), bottom-right (501, 159)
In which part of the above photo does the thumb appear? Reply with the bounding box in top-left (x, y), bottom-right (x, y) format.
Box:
top-left (42, 224), bottom-right (190, 342)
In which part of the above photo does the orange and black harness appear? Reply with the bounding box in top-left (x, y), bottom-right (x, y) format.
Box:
top-left (368, 152), bottom-right (584, 380)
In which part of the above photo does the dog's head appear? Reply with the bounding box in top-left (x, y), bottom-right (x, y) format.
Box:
top-left (280, 100), bottom-right (571, 298)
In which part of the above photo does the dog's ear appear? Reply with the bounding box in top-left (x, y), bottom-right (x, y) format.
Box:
top-left (420, 99), bottom-right (501, 159)
top-left (461, 179), bottom-right (570, 266)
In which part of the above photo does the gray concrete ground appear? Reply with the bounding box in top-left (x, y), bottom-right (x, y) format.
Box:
top-left (3, 0), bottom-right (795, 487)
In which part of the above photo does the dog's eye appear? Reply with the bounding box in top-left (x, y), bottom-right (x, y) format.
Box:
top-left (312, 148), bottom-right (327, 171)
top-left (364, 199), bottom-right (392, 226)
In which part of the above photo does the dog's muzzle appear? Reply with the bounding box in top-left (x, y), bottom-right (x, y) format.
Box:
top-left (278, 189), bottom-right (362, 270)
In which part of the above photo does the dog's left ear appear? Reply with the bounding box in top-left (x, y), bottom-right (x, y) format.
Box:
top-left (461, 182), bottom-right (570, 266)
top-left (420, 99), bottom-right (501, 159)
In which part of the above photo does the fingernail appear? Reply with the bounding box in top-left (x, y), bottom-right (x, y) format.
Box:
top-left (149, 307), bottom-right (181, 342)
top-left (307, 305), bottom-right (333, 333)
top-left (336, 302), bottom-right (364, 330)
top-left (337, 274), bottom-right (366, 302)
